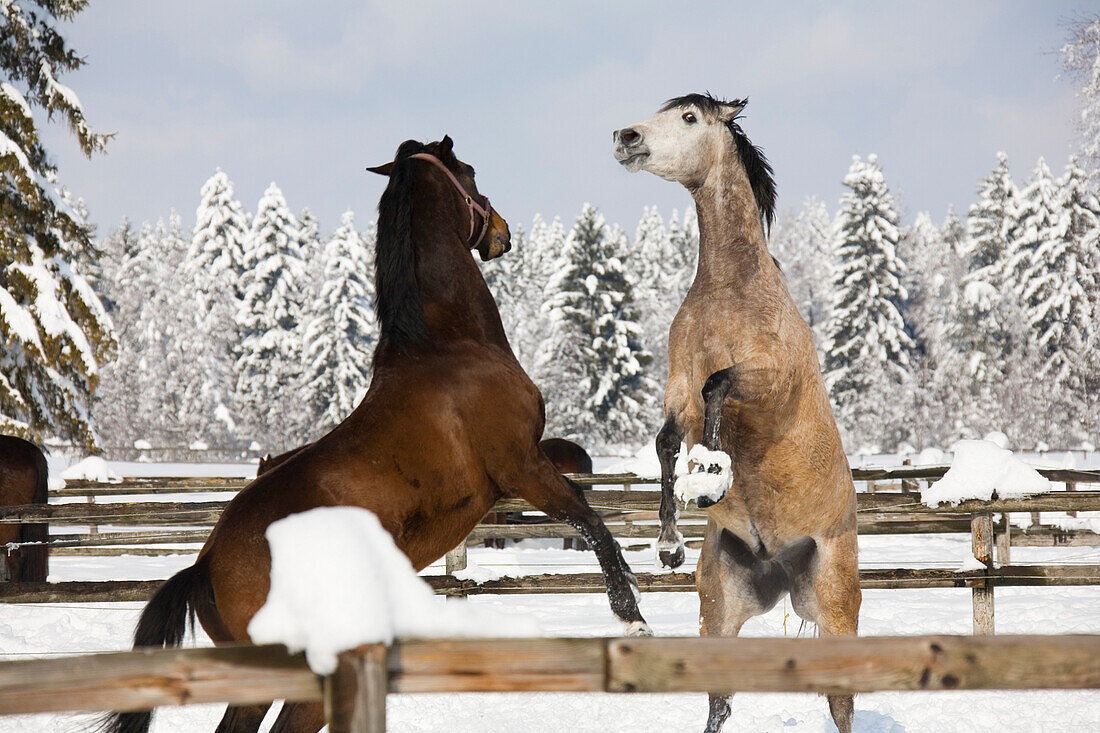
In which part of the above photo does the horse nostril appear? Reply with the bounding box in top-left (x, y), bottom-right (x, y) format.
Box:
top-left (619, 128), bottom-right (641, 145)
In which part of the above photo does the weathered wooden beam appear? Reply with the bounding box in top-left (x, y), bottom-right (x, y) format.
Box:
top-left (972, 513), bottom-right (995, 635)
top-left (1011, 527), bottom-right (1100, 547)
top-left (0, 643), bottom-right (320, 715)
top-left (2, 634), bottom-right (1100, 719)
top-left (326, 644), bottom-right (387, 733)
top-left (606, 634), bottom-right (1100, 694)
top-left (0, 501), bottom-right (226, 525)
top-left (388, 637), bottom-right (606, 693)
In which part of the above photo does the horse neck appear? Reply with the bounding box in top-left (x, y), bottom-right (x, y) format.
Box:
top-left (411, 186), bottom-right (511, 349)
top-left (690, 150), bottom-right (774, 290)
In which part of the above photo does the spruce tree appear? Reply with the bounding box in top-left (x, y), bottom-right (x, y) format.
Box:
top-left (1063, 18), bottom-right (1100, 181)
top-left (824, 155), bottom-right (914, 450)
top-left (947, 154), bottom-right (1022, 435)
top-left (537, 205), bottom-right (657, 449)
top-left (235, 183), bottom-right (308, 448)
top-left (179, 169), bottom-right (249, 445)
top-left (771, 197), bottom-right (833, 356)
top-left (301, 211), bottom-right (377, 431)
top-left (1, 0), bottom-right (115, 447)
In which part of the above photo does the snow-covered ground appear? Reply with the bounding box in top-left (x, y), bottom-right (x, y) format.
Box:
top-left (2, 457), bottom-right (1099, 732)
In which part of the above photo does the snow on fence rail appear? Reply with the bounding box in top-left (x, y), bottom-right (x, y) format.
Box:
top-left (1, 635), bottom-right (1099, 732)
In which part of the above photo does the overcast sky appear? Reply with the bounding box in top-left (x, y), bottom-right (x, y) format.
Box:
top-left (42, 1), bottom-right (1096, 240)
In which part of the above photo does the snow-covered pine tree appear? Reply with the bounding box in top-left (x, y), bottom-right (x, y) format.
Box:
top-left (946, 153), bottom-right (1022, 436)
top-left (589, 224), bottom-right (659, 446)
top-left (482, 222), bottom-right (526, 351)
top-left (536, 205), bottom-right (657, 450)
top-left (1063, 18), bottom-right (1100, 182)
top-left (0, 0), bottom-right (115, 448)
top-left (301, 211), bottom-right (377, 431)
top-left (1023, 157), bottom-right (1100, 441)
top-left (824, 155), bottom-right (915, 450)
top-left (898, 212), bottom-right (963, 447)
top-left (1007, 158), bottom-right (1061, 300)
top-left (234, 183), bottom-right (309, 449)
top-left (297, 206), bottom-right (323, 304)
top-left (177, 169), bottom-right (250, 447)
top-left (94, 215), bottom-right (189, 453)
top-left (770, 197), bottom-right (833, 358)
top-left (511, 215), bottom-right (563, 374)
top-left (631, 206), bottom-right (671, 397)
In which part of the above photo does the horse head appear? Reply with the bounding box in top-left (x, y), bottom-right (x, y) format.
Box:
top-left (368, 135), bottom-right (511, 261)
top-left (612, 94), bottom-right (748, 188)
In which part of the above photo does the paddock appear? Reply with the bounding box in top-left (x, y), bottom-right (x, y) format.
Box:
top-left (1, 462), bottom-right (1099, 730)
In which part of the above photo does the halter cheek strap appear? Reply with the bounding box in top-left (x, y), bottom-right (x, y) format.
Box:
top-left (409, 152), bottom-right (493, 248)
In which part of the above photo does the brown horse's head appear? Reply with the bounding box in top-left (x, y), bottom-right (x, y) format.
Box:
top-left (368, 135), bottom-right (511, 261)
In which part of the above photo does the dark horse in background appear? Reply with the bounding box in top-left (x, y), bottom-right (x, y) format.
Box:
top-left (103, 136), bottom-right (650, 733)
top-left (0, 435), bottom-right (49, 582)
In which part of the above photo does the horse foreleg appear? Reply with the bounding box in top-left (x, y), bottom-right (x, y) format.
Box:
top-left (656, 416), bottom-right (685, 569)
top-left (506, 456), bottom-right (650, 635)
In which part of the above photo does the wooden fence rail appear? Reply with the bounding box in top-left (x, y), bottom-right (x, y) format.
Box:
top-left (1, 635), bottom-right (1099, 731)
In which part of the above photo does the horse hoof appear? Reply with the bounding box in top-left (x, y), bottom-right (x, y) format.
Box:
top-left (625, 620), bottom-right (653, 637)
top-left (659, 545), bottom-right (685, 569)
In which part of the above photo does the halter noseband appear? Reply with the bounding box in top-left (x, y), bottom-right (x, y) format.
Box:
top-left (409, 152), bottom-right (493, 249)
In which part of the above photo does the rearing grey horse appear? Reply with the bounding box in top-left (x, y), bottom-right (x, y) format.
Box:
top-left (613, 94), bottom-right (860, 733)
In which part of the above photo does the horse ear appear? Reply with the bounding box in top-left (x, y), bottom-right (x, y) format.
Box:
top-left (366, 162), bottom-right (395, 176)
top-left (719, 99), bottom-right (746, 122)
top-left (440, 135), bottom-right (454, 155)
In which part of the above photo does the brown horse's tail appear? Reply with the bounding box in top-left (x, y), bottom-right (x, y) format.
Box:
top-left (17, 444), bottom-right (49, 582)
top-left (96, 562), bottom-right (214, 733)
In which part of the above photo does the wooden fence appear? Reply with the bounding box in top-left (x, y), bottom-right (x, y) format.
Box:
top-left (2, 466), bottom-right (1099, 635)
top-left (1, 635), bottom-right (1099, 732)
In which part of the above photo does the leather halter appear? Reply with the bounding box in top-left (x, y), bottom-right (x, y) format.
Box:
top-left (410, 153), bottom-right (493, 248)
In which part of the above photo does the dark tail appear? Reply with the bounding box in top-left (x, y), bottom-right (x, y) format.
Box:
top-left (717, 530), bottom-right (816, 611)
top-left (96, 563), bottom-right (213, 733)
top-left (17, 444), bottom-right (49, 583)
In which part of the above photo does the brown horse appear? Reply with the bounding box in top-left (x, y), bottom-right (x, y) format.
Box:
top-left (264, 438), bottom-right (592, 551)
top-left (103, 136), bottom-right (649, 733)
top-left (0, 435), bottom-right (49, 583)
top-left (614, 95), bottom-right (860, 733)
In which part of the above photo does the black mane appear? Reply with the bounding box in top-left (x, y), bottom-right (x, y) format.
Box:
top-left (374, 139), bottom-right (430, 353)
top-left (661, 93), bottom-right (777, 234)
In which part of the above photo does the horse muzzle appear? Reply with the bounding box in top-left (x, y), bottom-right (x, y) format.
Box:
top-left (479, 232), bottom-right (510, 261)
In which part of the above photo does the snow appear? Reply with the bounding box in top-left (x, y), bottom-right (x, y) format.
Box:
top-left (247, 507), bottom-right (538, 674)
top-left (133, 439), bottom-right (152, 450)
top-left (673, 445), bottom-right (733, 504)
top-left (913, 447), bottom-right (945, 465)
top-left (59, 456), bottom-right (121, 483)
top-left (982, 430), bottom-right (1009, 449)
top-left (922, 440), bottom-right (1050, 506)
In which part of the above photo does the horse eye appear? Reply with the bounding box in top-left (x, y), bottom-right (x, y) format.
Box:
top-left (682, 112), bottom-right (697, 124)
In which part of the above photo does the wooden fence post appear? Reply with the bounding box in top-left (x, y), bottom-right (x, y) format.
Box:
top-left (995, 513), bottom-right (1011, 567)
top-left (972, 512), bottom-right (995, 636)
top-left (326, 644), bottom-right (387, 733)
top-left (445, 540), bottom-right (467, 574)
top-left (1067, 482), bottom-right (1078, 518)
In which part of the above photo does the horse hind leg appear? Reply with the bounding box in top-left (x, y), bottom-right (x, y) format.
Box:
top-left (792, 534), bottom-right (860, 733)
top-left (215, 704), bottom-right (272, 733)
top-left (269, 701), bottom-right (325, 733)
top-left (699, 525), bottom-right (819, 733)
top-left (504, 454), bottom-right (650, 635)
